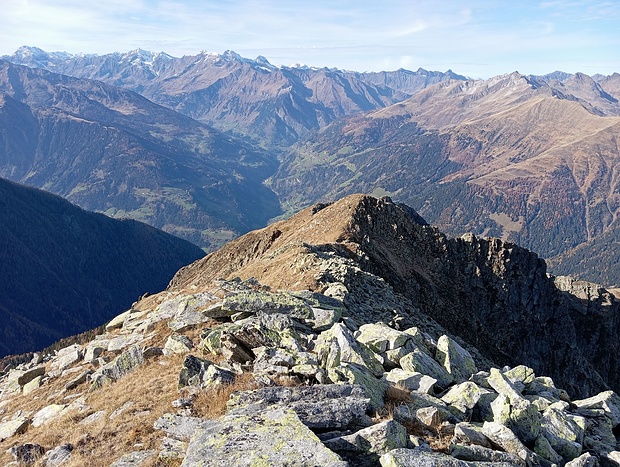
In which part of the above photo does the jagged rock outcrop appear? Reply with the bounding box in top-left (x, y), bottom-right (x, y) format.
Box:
top-left (170, 194), bottom-right (620, 398)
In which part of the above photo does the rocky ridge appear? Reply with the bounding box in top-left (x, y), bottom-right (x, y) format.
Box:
top-left (0, 194), bottom-right (619, 466)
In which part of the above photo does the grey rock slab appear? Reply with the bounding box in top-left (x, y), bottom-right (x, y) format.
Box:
top-left (400, 349), bottom-right (453, 389)
top-left (106, 309), bottom-right (132, 331)
top-left (541, 407), bottom-right (585, 461)
top-left (107, 334), bottom-right (143, 353)
top-left (450, 444), bottom-right (525, 465)
top-left (487, 367), bottom-right (525, 403)
top-left (158, 437), bottom-right (187, 461)
top-left (110, 450), bottom-right (155, 466)
top-left (44, 444), bottom-right (73, 466)
top-left (162, 334), bottom-right (194, 356)
top-left (309, 307), bottom-right (342, 331)
top-left (573, 390), bottom-right (620, 427)
top-left (177, 354), bottom-right (235, 389)
top-left (324, 420), bottom-right (409, 467)
top-left (17, 366), bottom-right (45, 386)
top-left (441, 381), bottom-right (488, 417)
top-left (65, 370), bottom-right (92, 390)
top-left (0, 417), bottom-right (30, 441)
top-left (153, 413), bottom-right (203, 441)
top-left (355, 322), bottom-right (418, 354)
top-left (90, 345), bottom-right (144, 390)
top-left (379, 448), bottom-right (517, 466)
top-left (565, 453), bottom-right (599, 467)
top-left (384, 369), bottom-right (437, 394)
top-left (50, 345), bottom-right (82, 372)
top-left (317, 323), bottom-right (385, 377)
top-left (220, 290), bottom-right (314, 319)
top-left (181, 406), bottom-right (347, 467)
top-left (79, 410), bottom-right (106, 425)
top-left (328, 362), bottom-right (388, 410)
top-left (453, 422), bottom-right (493, 448)
top-left (227, 384), bottom-right (371, 430)
top-left (32, 404), bottom-right (66, 427)
top-left (435, 335), bottom-right (478, 383)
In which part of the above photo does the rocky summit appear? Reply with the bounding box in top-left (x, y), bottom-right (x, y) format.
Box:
top-left (0, 194), bottom-right (619, 466)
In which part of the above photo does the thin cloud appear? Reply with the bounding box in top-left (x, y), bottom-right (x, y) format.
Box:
top-left (0, 0), bottom-right (617, 77)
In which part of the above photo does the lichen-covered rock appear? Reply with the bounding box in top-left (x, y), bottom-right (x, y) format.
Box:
top-left (220, 290), bottom-right (314, 320)
top-left (452, 422), bottom-right (493, 448)
top-left (534, 434), bottom-right (564, 465)
top-left (487, 368), bottom-right (542, 444)
top-left (400, 349), bottom-right (453, 389)
top-left (158, 437), bottom-right (187, 461)
top-left (177, 355), bottom-right (235, 389)
top-left (90, 345), bottom-right (144, 390)
top-left (355, 323), bottom-right (420, 355)
top-left (573, 391), bottom-right (620, 427)
top-left (317, 323), bottom-right (385, 377)
top-left (449, 444), bottom-right (525, 465)
top-left (309, 307), bottom-right (342, 331)
top-left (22, 375), bottom-right (42, 394)
top-left (441, 381), bottom-right (488, 418)
top-left (16, 366), bottom-right (45, 387)
top-left (379, 448), bottom-right (516, 466)
top-left (328, 362), bottom-right (388, 410)
top-left (324, 420), bottom-right (409, 467)
top-left (166, 292), bottom-right (218, 330)
top-left (163, 334), bottom-right (194, 356)
top-left (435, 336), bottom-right (477, 382)
top-left (0, 417), bottom-right (30, 441)
top-left (384, 369), bottom-right (437, 394)
top-left (227, 384), bottom-right (371, 430)
top-left (541, 407), bottom-right (585, 461)
top-left (181, 406), bottom-right (348, 466)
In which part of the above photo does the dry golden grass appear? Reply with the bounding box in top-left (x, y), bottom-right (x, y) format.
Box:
top-left (191, 371), bottom-right (259, 419)
top-left (0, 335), bottom-right (249, 467)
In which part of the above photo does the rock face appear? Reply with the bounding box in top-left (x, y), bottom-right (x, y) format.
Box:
top-left (170, 194), bottom-right (620, 398)
top-left (0, 194), bottom-right (619, 466)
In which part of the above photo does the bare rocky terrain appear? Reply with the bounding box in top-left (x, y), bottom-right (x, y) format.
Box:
top-left (1, 195), bottom-right (619, 466)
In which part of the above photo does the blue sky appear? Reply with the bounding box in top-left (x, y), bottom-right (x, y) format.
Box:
top-left (1, 0), bottom-right (618, 78)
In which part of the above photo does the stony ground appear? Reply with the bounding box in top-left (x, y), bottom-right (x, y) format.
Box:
top-left (0, 275), bottom-right (619, 466)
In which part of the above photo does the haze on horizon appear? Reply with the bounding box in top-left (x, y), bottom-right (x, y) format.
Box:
top-left (1, 0), bottom-right (619, 79)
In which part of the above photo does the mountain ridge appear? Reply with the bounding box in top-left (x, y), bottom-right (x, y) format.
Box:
top-left (0, 177), bottom-right (205, 357)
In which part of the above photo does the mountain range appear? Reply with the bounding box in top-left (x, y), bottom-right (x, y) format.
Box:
top-left (2, 46), bottom-right (620, 288)
top-left (3, 46), bottom-right (466, 146)
top-left (0, 177), bottom-right (204, 357)
top-left (272, 71), bottom-right (620, 285)
top-left (0, 59), bottom-right (280, 249)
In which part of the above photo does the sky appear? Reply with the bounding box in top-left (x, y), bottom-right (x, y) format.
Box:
top-left (0, 0), bottom-right (619, 78)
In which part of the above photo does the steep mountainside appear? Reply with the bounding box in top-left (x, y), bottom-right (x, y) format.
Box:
top-left (172, 195), bottom-right (620, 398)
top-left (0, 194), bottom-right (619, 466)
top-left (0, 60), bottom-right (280, 249)
top-left (3, 46), bottom-right (464, 145)
top-left (0, 177), bottom-right (205, 357)
top-left (271, 72), bottom-right (620, 285)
